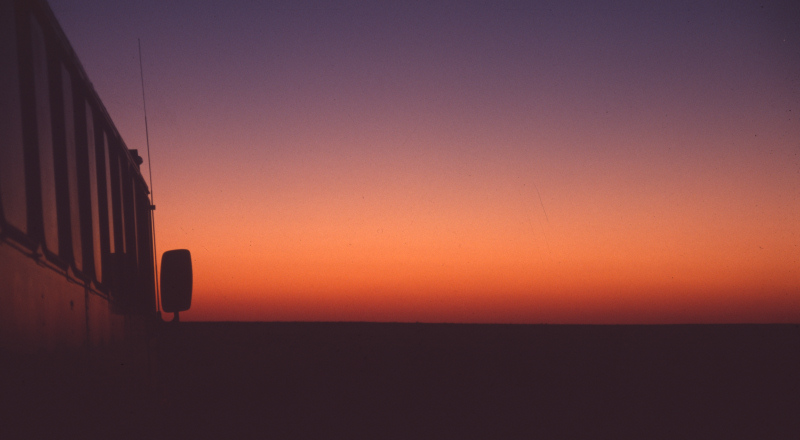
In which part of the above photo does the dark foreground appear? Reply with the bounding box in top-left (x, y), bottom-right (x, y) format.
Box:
top-left (7, 323), bottom-right (800, 438)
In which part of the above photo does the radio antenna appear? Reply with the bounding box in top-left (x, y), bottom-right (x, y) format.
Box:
top-left (139, 38), bottom-right (161, 314)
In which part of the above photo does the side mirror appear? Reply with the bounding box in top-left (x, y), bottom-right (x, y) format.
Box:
top-left (161, 250), bottom-right (192, 318)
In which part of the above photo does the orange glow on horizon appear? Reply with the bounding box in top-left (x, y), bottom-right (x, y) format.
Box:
top-left (153, 128), bottom-right (799, 323)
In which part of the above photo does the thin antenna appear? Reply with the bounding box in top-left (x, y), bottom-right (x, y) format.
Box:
top-left (139, 38), bottom-right (161, 314)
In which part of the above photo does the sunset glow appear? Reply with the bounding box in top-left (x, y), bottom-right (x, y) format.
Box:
top-left (48, 0), bottom-right (799, 323)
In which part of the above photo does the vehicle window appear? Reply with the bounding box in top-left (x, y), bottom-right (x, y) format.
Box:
top-left (0, 2), bottom-right (27, 233)
top-left (31, 15), bottom-right (59, 255)
top-left (102, 131), bottom-right (114, 254)
top-left (86, 101), bottom-right (102, 283)
top-left (116, 153), bottom-right (127, 253)
top-left (62, 66), bottom-right (82, 272)
top-left (121, 161), bottom-right (137, 270)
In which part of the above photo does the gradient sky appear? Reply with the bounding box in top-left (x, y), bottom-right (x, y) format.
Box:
top-left (47, 0), bottom-right (799, 323)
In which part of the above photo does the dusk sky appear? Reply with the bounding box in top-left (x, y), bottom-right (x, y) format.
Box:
top-left (47, 0), bottom-right (799, 323)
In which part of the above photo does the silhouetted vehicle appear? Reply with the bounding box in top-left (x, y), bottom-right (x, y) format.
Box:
top-left (0, 0), bottom-right (190, 388)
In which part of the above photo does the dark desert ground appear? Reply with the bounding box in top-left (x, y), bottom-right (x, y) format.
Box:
top-left (7, 322), bottom-right (799, 438)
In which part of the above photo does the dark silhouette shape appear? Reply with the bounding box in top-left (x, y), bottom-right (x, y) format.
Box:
top-left (161, 249), bottom-right (192, 321)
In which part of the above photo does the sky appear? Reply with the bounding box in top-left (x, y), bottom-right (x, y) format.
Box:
top-left (47, 0), bottom-right (799, 323)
